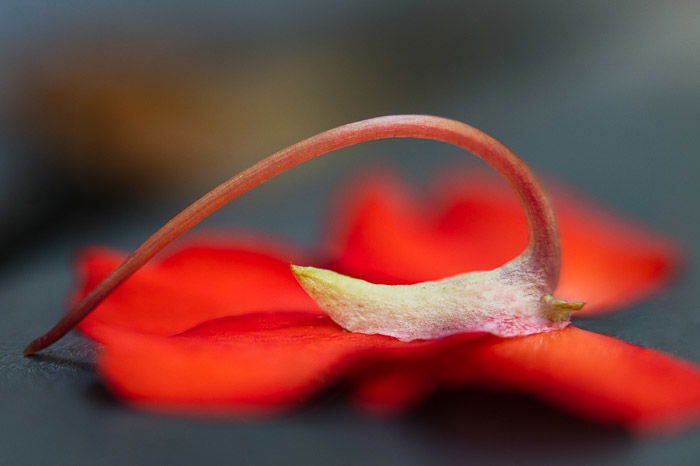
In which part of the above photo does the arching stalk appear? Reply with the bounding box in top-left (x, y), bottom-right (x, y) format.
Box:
top-left (24, 115), bottom-right (562, 354)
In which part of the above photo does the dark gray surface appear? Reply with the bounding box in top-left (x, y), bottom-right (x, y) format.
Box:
top-left (2, 1), bottom-right (700, 465)
top-left (2, 142), bottom-right (700, 465)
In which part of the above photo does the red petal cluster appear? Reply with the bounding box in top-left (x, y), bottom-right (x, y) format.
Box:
top-left (74, 169), bottom-right (694, 431)
top-left (324, 168), bottom-right (679, 314)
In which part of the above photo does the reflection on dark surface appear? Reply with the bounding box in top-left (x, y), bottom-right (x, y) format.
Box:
top-left (412, 389), bottom-right (630, 458)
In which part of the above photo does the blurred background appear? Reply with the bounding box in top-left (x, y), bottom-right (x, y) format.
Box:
top-left (1, 1), bottom-right (700, 465)
top-left (2, 0), bottom-right (698, 263)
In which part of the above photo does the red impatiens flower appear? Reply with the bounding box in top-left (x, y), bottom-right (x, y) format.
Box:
top-left (25, 115), bottom-right (697, 433)
top-left (71, 170), bottom-right (691, 431)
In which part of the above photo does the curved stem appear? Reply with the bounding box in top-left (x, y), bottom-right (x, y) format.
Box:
top-left (24, 115), bottom-right (559, 355)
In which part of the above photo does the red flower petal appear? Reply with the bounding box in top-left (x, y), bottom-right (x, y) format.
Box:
top-left (351, 365), bottom-right (434, 414)
top-left (350, 355), bottom-right (472, 415)
top-left (76, 235), bottom-right (322, 339)
top-left (94, 311), bottom-right (482, 415)
top-left (93, 295), bottom-right (700, 431)
top-left (350, 327), bottom-right (700, 431)
top-left (463, 327), bottom-right (700, 432)
top-left (325, 167), bottom-right (679, 315)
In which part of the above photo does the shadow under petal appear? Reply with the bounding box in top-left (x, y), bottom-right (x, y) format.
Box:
top-left (27, 352), bottom-right (96, 373)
